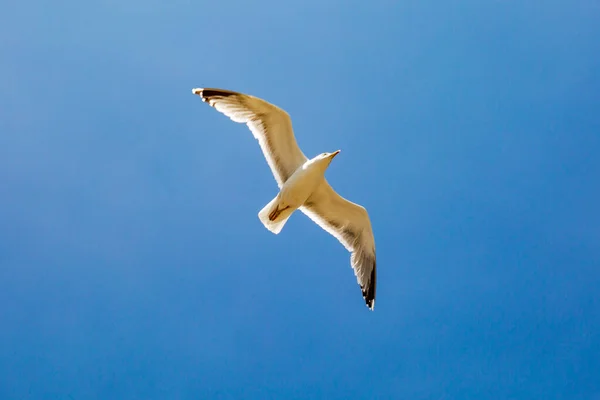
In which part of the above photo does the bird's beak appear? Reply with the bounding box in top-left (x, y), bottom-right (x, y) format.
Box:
top-left (331, 150), bottom-right (341, 158)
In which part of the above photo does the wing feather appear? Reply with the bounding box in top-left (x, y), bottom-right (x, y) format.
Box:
top-left (300, 181), bottom-right (377, 309)
top-left (193, 88), bottom-right (307, 187)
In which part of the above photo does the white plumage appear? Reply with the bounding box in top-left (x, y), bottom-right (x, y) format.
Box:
top-left (192, 88), bottom-right (377, 310)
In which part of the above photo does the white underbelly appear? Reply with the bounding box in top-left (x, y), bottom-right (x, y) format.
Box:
top-left (279, 167), bottom-right (323, 207)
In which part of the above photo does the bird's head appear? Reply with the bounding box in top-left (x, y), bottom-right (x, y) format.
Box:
top-left (315, 150), bottom-right (341, 166)
top-left (305, 150), bottom-right (341, 173)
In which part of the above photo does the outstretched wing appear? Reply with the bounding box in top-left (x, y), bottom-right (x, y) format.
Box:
top-left (193, 88), bottom-right (307, 188)
top-left (300, 181), bottom-right (377, 310)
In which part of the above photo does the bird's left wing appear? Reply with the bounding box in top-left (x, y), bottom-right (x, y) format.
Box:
top-left (192, 88), bottom-right (307, 188)
top-left (300, 180), bottom-right (377, 310)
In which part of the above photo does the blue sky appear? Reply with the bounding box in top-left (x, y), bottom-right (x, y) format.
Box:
top-left (1, 0), bottom-right (599, 398)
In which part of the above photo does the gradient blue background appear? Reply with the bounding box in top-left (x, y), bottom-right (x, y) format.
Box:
top-left (1, 1), bottom-right (599, 398)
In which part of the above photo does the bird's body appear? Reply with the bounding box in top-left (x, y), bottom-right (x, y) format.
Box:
top-left (192, 87), bottom-right (377, 310)
top-left (279, 157), bottom-right (329, 211)
top-left (259, 153), bottom-right (338, 234)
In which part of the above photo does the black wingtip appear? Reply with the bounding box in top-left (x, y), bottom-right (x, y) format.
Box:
top-left (192, 88), bottom-right (237, 102)
top-left (363, 260), bottom-right (377, 311)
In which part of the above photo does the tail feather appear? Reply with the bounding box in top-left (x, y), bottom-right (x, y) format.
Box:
top-left (258, 196), bottom-right (294, 234)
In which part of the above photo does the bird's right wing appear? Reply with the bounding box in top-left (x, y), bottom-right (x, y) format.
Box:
top-left (300, 180), bottom-right (377, 309)
top-left (193, 88), bottom-right (307, 188)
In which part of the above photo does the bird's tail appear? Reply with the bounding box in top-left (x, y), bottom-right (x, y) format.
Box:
top-left (258, 195), bottom-right (295, 235)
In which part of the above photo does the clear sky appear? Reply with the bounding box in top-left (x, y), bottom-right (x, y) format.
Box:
top-left (1, 1), bottom-right (599, 398)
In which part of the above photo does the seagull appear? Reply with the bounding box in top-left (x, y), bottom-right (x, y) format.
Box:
top-left (192, 88), bottom-right (377, 310)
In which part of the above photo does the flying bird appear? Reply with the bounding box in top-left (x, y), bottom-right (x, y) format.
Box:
top-left (192, 88), bottom-right (377, 310)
